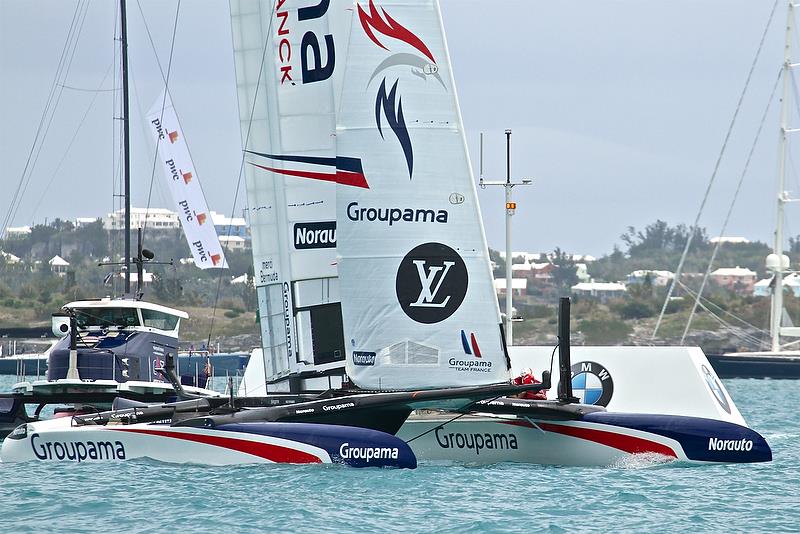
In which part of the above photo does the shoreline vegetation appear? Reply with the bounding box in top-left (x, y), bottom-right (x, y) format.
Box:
top-left (2, 219), bottom-right (798, 353)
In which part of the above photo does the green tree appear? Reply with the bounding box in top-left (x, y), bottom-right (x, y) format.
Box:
top-left (550, 247), bottom-right (578, 296)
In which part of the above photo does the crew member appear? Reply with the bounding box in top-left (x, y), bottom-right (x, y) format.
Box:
top-left (513, 368), bottom-right (547, 400)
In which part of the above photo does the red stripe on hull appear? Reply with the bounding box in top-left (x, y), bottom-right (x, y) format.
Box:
top-left (500, 420), bottom-right (677, 457)
top-left (112, 428), bottom-right (323, 464)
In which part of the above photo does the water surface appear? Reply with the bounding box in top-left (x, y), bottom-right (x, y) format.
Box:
top-left (1, 377), bottom-right (796, 533)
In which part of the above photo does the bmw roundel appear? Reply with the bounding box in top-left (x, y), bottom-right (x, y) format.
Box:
top-left (570, 361), bottom-right (614, 406)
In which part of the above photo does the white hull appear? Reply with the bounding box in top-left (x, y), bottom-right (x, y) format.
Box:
top-left (1, 417), bottom-right (417, 468)
top-left (398, 412), bottom-right (771, 466)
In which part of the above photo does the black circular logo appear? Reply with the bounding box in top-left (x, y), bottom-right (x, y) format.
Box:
top-left (396, 242), bottom-right (468, 324)
top-left (570, 361), bottom-right (614, 406)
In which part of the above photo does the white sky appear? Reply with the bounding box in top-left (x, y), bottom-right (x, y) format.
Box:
top-left (0, 0), bottom-right (796, 256)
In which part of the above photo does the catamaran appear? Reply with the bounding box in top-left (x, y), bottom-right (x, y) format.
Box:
top-left (2, 0), bottom-right (773, 467)
top-left (227, 0), bottom-right (771, 466)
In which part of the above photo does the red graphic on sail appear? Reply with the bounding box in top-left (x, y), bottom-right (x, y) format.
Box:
top-left (246, 152), bottom-right (370, 189)
top-left (211, 254), bottom-right (222, 266)
top-left (182, 171), bottom-right (192, 184)
top-left (196, 213), bottom-right (207, 225)
top-left (357, 0), bottom-right (435, 64)
top-left (470, 333), bottom-right (482, 358)
top-left (168, 131), bottom-right (179, 143)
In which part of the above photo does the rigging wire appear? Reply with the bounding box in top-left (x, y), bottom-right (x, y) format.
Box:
top-left (677, 281), bottom-right (768, 348)
top-left (1, 0), bottom-right (90, 236)
top-left (56, 84), bottom-right (118, 93)
top-left (787, 69), bottom-right (800, 204)
top-left (681, 69), bottom-right (782, 343)
top-left (678, 280), bottom-right (767, 334)
top-left (9, 1), bottom-right (91, 230)
top-left (137, 0), bottom-right (182, 242)
top-left (652, 0), bottom-right (781, 339)
top-left (29, 63), bottom-right (116, 222)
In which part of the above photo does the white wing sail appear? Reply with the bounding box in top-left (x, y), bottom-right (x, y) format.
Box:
top-left (336, 0), bottom-right (510, 389)
top-left (231, 0), bottom-right (353, 384)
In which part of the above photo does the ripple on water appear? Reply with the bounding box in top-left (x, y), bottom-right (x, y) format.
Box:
top-left (1, 378), bottom-right (799, 532)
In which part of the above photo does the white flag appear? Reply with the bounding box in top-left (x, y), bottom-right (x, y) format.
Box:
top-left (147, 91), bottom-right (227, 269)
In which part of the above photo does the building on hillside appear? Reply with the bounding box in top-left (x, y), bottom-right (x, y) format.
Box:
top-left (627, 269), bottom-right (674, 287)
top-left (710, 236), bottom-right (751, 245)
top-left (493, 278), bottom-right (527, 297)
top-left (48, 255), bottom-right (69, 276)
top-left (4, 226), bottom-right (31, 239)
top-left (754, 273), bottom-right (800, 297)
top-left (710, 266), bottom-right (758, 293)
top-left (511, 260), bottom-right (534, 278)
top-left (210, 211), bottom-right (249, 239)
top-left (104, 208), bottom-right (180, 231)
top-left (219, 235), bottom-right (247, 251)
top-left (1, 250), bottom-right (20, 264)
top-left (231, 273), bottom-right (250, 285)
top-left (510, 260), bottom-right (557, 284)
top-left (571, 281), bottom-right (626, 300)
top-left (530, 262), bottom-right (555, 281)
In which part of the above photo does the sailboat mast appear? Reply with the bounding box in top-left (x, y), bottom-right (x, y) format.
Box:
top-left (771, 1), bottom-right (794, 352)
top-left (120, 0), bottom-right (131, 294)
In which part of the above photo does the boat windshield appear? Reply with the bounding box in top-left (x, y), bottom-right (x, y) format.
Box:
top-left (74, 307), bottom-right (140, 329)
top-left (140, 309), bottom-right (180, 331)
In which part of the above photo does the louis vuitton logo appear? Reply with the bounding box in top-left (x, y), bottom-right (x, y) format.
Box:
top-left (410, 260), bottom-right (455, 308)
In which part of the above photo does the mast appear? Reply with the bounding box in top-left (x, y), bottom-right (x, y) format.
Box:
top-left (120, 0), bottom-right (131, 294)
top-left (505, 129), bottom-right (513, 345)
top-left (771, 1), bottom-right (794, 353)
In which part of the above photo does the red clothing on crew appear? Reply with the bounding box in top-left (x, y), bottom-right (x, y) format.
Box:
top-left (513, 372), bottom-right (547, 400)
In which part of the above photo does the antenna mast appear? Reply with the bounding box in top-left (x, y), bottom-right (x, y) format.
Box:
top-left (120, 0), bottom-right (131, 294)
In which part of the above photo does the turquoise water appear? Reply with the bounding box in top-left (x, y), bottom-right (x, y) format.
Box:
top-left (1, 378), bottom-right (797, 533)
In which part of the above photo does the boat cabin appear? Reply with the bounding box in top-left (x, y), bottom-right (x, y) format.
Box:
top-left (65, 299), bottom-right (188, 338)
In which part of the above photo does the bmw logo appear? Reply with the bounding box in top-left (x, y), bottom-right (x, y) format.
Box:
top-left (701, 364), bottom-right (731, 414)
top-left (570, 361), bottom-right (614, 406)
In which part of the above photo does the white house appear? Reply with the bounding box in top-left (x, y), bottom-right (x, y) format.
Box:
top-left (0, 250), bottom-right (20, 264)
top-left (104, 208), bottom-right (180, 231)
top-left (211, 211), bottom-right (249, 239)
top-left (710, 266), bottom-right (758, 292)
top-left (754, 273), bottom-right (800, 297)
top-left (48, 255), bottom-right (70, 276)
top-left (219, 235), bottom-right (247, 251)
top-left (571, 281), bottom-right (626, 300)
top-left (4, 226), bottom-right (31, 239)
